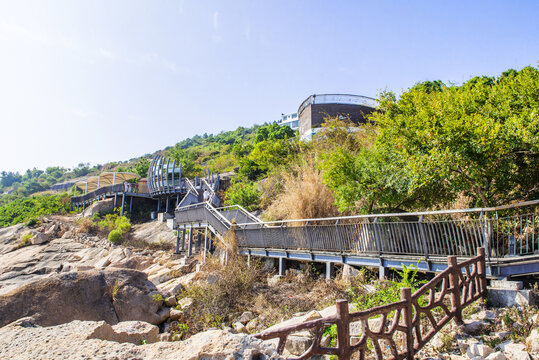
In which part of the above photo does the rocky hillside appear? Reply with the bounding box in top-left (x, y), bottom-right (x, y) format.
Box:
top-left (0, 214), bottom-right (537, 360)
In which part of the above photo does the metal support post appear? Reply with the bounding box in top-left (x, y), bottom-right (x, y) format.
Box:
top-left (203, 226), bottom-right (208, 262)
top-left (278, 257), bottom-right (286, 276)
top-left (120, 193), bottom-right (126, 216)
top-left (129, 196), bottom-right (133, 215)
top-left (166, 197), bottom-right (169, 213)
top-left (114, 194), bottom-right (117, 209)
top-left (175, 229), bottom-right (181, 254)
top-left (157, 198), bottom-right (161, 213)
top-left (181, 227), bottom-right (186, 251)
top-left (326, 262), bottom-right (335, 280)
top-left (187, 226), bottom-right (193, 257)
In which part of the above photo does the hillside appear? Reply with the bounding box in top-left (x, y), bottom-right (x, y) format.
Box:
top-left (1, 65), bottom-right (538, 226)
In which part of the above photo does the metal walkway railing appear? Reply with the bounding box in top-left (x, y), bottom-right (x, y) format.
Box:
top-left (174, 200), bottom-right (539, 277)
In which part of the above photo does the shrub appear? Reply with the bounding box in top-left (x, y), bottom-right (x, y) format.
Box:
top-left (25, 217), bottom-right (39, 227)
top-left (17, 232), bottom-right (33, 248)
top-left (108, 229), bottom-right (123, 243)
top-left (349, 263), bottom-right (426, 310)
top-left (0, 194), bottom-right (71, 227)
top-left (224, 182), bottom-right (261, 212)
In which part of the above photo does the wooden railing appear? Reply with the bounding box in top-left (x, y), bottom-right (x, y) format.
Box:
top-left (255, 248), bottom-right (487, 360)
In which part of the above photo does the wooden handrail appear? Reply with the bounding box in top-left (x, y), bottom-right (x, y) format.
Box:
top-left (254, 247), bottom-right (487, 360)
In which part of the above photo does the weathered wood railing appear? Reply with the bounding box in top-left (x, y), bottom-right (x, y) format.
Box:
top-left (255, 247), bottom-right (487, 360)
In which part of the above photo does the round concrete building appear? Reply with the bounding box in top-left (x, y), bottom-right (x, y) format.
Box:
top-left (298, 94), bottom-right (377, 140)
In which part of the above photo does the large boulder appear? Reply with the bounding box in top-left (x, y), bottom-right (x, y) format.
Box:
top-left (82, 199), bottom-right (114, 218)
top-left (0, 268), bottom-right (167, 327)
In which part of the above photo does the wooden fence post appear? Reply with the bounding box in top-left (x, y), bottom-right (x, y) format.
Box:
top-left (336, 299), bottom-right (351, 360)
top-left (448, 256), bottom-right (463, 325)
top-left (401, 287), bottom-right (414, 360)
top-left (477, 247), bottom-right (487, 299)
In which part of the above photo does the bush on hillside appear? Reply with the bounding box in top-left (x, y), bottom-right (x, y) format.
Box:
top-left (224, 182), bottom-right (261, 212)
top-left (107, 229), bottom-right (123, 243)
top-left (0, 194), bottom-right (71, 227)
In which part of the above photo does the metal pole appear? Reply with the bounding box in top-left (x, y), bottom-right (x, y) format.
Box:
top-left (188, 226), bottom-right (193, 257)
top-left (175, 229), bottom-right (181, 254)
top-left (181, 226), bottom-right (186, 251)
top-left (203, 226), bottom-right (208, 262)
top-left (120, 193), bottom-right (126, 216)
top-left (129, 196), bottom-right (133, 215)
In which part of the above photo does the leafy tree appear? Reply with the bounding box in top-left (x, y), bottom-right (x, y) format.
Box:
top-left (134, 158), bottom-right (150, 177)
top-left (0, 171), bottom-right (22, 188)
top-left (322, 66), bottom-right (539, 212)
top-left (254, 123), bottom-right (295, 143)
top-left (224, 182), bottom-right (261, 211)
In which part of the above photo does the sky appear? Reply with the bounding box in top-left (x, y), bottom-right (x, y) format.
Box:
top-left (0, 1), bottom-right (537, 174)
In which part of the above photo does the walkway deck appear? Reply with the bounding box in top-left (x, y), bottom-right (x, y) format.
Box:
top-left (174, 200), bottom-right (539, 279)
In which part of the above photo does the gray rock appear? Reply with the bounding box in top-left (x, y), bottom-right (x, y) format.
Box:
top-left (285, 335), bottom-right (312, 356)
top-left (30, 232), bottom-right (50, 245)
top-left (485, 352), bottom-right (507, 360)
top-left (0, 321), bottom-right (281, 359)
top-left (526, 328), bottom-right (539, 354)
top-left (342, 264), bottom-right (360, 280)
top-left (0, 268), bottom-right (166, 327)
top-left (460, 320), bottom-right (485, 336)
top-left (232, 321), bottom-right (246, 333)
top-left (237, 311), bottom-right (255, 324)
top-left (82, 199), bottom-right (114, 218)
top-left (177, 297), bottom-right (193, 310)
top-left (169, 309), bottom-right (183, 321)
top-left (164, 296), bottom-right (177, 307)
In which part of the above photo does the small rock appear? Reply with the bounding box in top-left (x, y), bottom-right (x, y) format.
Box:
top-left (232, 322), bottom-right (246, 333)
top-left (525, 328), bottom-right (539, 353)
top-left (237, 311), bottom-right (255, 325)
top-left (245, 319), bottom-right (258, 332)
top-left (159, 333), bottom-right (171, 342)
top-left (493, 331), bottom-right (510, 341)
top-left (320, 334), bottom-right (331, 347)
top-left (165, 296), bottom-right (177, 307)
top-left (177, 297), bottom-right (193, 310)
top-left (267, 275), bottom-right (281, 286)
top-left (285, 335), bottom-right (312, 356)
top-left (485, 352), bottom-right (507, 360)
top-left (110, 321), bottom-right (160, 344)
top-left (467, 343), bottom-right (493, 358)
top-left (169, 309), bottom-right (183, 321)
top-left (460, 320), bottom-right (485, 336)
top-left (30, 232), bottom-right (49, 245)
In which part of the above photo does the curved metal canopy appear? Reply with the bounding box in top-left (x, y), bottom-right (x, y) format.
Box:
top-left (75, 172), bottom-right (140, 193)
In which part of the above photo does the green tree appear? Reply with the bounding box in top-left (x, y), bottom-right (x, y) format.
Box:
top-left (322, 66), bottom-right (539, 212)
top-left (134, 158), bottom-right (150, 177)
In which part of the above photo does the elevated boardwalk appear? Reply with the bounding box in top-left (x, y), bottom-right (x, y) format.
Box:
top-left (174, 200), bottom-right (539, 279)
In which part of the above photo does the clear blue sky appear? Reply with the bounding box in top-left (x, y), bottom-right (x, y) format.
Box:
top-left (1, 0), bottom-right (537, 173)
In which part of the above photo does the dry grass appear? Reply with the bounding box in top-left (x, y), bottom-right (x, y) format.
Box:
top-left (176, 253), bottom-right (350, 336)
top-left (263, 158), bottom-right (341, 221)
top-left (76, 217), bottom-right (97, 234)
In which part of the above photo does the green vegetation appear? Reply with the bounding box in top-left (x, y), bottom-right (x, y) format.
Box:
top-left (95, 213), bottom-right (131, 243)
top-left (2, 65), bottom-right (536, 227)
top-left (17, 232), bottom-right (34, 248)
top-left (107, 229), bottom-right (123, 243)
top-left (349, 263), bottom-right (426, 310)
top-left (0, 194), bottom-right (71, 227)
top-left (224, 182), bottom-right (261, 212)
top-left (321, 66), bottom-right (539, 212)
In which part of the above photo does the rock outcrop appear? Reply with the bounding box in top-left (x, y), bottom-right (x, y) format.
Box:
top-left (0, 318), bottom-right (281, 360)
top-left (0, 268), bottom-right (167, 327)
